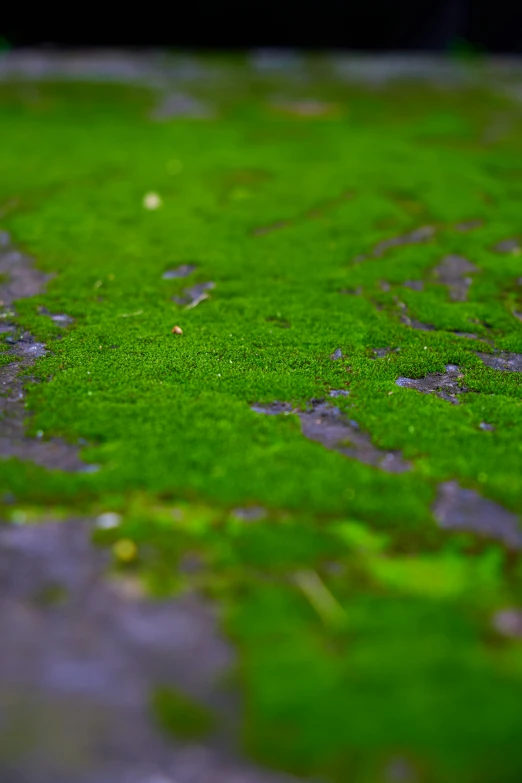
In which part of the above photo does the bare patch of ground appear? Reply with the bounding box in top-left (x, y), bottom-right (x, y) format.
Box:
top-left (433, 481), bottom-right (522, 548)
top-left (0, 519), bottom-right (298, 783)
top-left (433, 255), bottom-right (478, 302)
top-left (0, 233), bottom-right (93, 473)
top-left (396, 365), bottom-right (467, 404)
top-left (252, 400), bottom-right (409, 473)
top-left (475, 351), bottom-right (522, 372)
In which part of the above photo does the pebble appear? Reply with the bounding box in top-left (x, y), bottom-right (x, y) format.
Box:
top-left (172, 325), bottom-right (183, 335)
top-left (493, 608), bottom-right (522, 637)
top-left (143, 192), bottom-right (162, 210)
top-left (96, 512), bottom-right (122, 530)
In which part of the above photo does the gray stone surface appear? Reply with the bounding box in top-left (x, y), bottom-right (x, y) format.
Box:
top-left (434, 482), bottom-right (522, 548)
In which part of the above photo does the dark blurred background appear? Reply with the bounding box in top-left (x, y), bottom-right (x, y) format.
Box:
top-left (1, 1), bottom-right (522, 52)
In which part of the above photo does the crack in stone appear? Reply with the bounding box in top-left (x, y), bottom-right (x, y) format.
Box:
top-left (396, 365), bottom-right (467, 404)
top-left (475, 351), bottom-right (522, 372)
top-left (252, 400), bottom-right (409, 473)
top-left (433, 481), bottom-right (522, 548)
top-left (370, 225), bottom-right (436, 259)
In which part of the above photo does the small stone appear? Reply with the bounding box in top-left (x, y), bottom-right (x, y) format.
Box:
top-left (143, 192), bottom-right (162, 210)
top-left (403, 279), bottom-right (424, 291)
top-left (329, 389), bottom-right (349, 397)
top-left (97, 512), bottom-right (122, 530)
top-left (162, 264), bottom-right (197, 280)
top-left (494, 238), bottom-right (520, 254)
top-left (479, 422), bottom-right (495, 431)
top-left (455, 219), bottom-right (483, 232)
top-left (113, 538), bottom-right (138, 562)
top-left (232, 506), bottom-right (266, 522)
top-left (330, 348), bottom-right (343, 360)
top-left (172, 325), bottom-right (183, 335)
top-left (493, 608), bottom-right (522, 637)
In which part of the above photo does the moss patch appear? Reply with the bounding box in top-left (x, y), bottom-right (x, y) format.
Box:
top-left (2, 57), bottom-right (522, 782)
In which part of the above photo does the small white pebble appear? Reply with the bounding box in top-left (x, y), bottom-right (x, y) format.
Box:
top-left (143, 192), bottom-right (162, 210)
top-left (96, 512), bottom-right (122, 530)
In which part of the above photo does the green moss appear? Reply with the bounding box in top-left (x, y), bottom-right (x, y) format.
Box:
top-left (151, 686), bottom-right (214, 740)
top-left (2, 60), bottom-right (522, 781)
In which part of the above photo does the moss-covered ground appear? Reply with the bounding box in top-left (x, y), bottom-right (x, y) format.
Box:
top-left (2, 55), bottom-right (522, 782)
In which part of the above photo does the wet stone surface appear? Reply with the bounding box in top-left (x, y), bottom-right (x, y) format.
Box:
top-left (492, 608), bottom-right (522, 637)
top-left (373, 347), bottom-right (399, 358)
top-left (162, 264), bottom-right (198, 280)
top-left (433, 481), bottom-right (522, 548)
top-left (172, 282), bottom-right (215, 308)
top-left (400, 315), bottom-right (436, 331)
top-left (252, 400), bottom-right (409, 473)
top-left (0, 332), bottom-right (92, 472)
top-left (38, 306), bottom-right (74, 327)
top-left (372, 225), bottom-right (436, 258)
top-left (455, 219), bottom-right (484, 232)
top-left (396, 365), bottom-right (467, 404)
top-left (433, 255), bottom-right (478, 302)
top-left (0, 239), bottom-right (52, 306)
top-left (0, 234), bottom-right (92, 473)
top-left (475, 351), bottom-right (522, 372)
top-left (231, 506), bottom-right (267, 522)
top-left (403, 280), bottom-right (424, 291)
top-left (494, 238), bottom-right (520, 254)
top-left (0, 520), bottom-right (298, 783)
